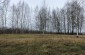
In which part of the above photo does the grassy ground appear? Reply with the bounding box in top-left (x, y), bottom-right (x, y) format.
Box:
top-left (0, 34), bottom-right (85, 55)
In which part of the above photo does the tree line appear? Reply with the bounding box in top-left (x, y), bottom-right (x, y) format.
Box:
top-left (0, 0), bottom-right (85, 34)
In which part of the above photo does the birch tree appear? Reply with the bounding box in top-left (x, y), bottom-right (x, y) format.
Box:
top-left (38, 4), bottom-right (48, 34)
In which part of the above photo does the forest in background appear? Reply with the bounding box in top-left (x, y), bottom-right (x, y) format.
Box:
top-left (0, 0), bottom-right (85, 34)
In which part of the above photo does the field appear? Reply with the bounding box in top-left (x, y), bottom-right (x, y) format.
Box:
top-left (0, 34), bottom-right (85, 55)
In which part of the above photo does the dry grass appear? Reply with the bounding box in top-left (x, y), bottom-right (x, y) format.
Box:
top-left (0, 34), bottom-right (85, 55)
top-left (0, 34), bottom-right (85, 43)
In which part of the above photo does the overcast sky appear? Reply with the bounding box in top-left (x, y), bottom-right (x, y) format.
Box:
top-left (10, 0), bottom-right (72, 9)
top-left (4, 0), bottom-right (85, 32)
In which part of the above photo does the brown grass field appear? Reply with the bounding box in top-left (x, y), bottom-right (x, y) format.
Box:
top-left (0, 34), bottom-right (85, 55)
